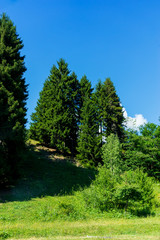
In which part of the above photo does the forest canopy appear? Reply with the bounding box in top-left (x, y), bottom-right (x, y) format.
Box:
top-left (29, 59), bottom-right (160, 179)
top-left (0, 13), bottom-right (160, 192)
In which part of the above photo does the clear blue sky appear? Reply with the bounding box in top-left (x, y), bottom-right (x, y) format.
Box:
top-left (1, 0), bottom-right (160, 128)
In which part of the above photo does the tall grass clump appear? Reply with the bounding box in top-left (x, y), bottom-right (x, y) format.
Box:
top-left (78, 134), bottom-right (155, 217)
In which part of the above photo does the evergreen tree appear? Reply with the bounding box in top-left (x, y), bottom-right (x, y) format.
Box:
top-left (93, 80), bottom-right (103, 145)
top-left (77, 76), bottom-right (101, 167)
top-left (30, 59), bottom-right (80, 155)
top-left (77, 97), bottom-right (101, 167)
top-left (79, 75), bottom-right (93, 109)
top-left (29, 79), bottom-right (52, 144)
top-left (95, 78), bottom-right (124, 141)
top-left (0, 13), bottom-right (28, 184)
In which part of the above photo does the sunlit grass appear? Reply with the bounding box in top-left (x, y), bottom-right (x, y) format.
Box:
top-left (1, 141), bottom-right (160, 240)
top-left (1, 218), bottom-right (160, 239)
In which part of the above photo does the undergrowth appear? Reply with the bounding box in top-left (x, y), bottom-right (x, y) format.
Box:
top-left (0, 140), bottom-right (160, 240)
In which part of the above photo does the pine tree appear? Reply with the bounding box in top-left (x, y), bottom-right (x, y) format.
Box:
top-left (96, 78), bottom-right (124, 141)
top-left (79, 75), bottom-right (93, 109)
top-left (29, 79), bottom-right (52, 144)
top-left (77, 97), bottom-right (101, 167)
top-left (30, 59), bottom-right (80, 155)
top-left (77, 76), bottom-right (101, 167)
top-left (0, 13), bottom-right (28, 184)
top-left (93, 80), bottom-right (103, 145)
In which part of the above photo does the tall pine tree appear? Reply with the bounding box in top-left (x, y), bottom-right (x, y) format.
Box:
top-left (30, 59), bottom-right (80, 155)
top-left (0, 14), bottom-right (28, 185)
top-left (77, 97), bottom-right (101, 167)
top-left (77, 76), bottom-right (101, 167)
top-left (95, 78), bottom-right (124, 141)
top-left (79, 75), bottom-right (93, 109)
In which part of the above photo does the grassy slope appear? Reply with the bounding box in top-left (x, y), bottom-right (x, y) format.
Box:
top-left (0, 140), bottom-right (160, 240)
top-left (0, 140), bottom-right (95, 202)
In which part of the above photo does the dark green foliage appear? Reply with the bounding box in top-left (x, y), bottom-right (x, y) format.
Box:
top-left (30, 59), bottom-right (80, 155)
top-left (79, 135), bottom-right (155, 216)
top-left (77, 97), bottom-right (101, 167)
top-left (0, 144), bottom-right (11, 185)
top-left (115, 169), bottom-right (154, 215)
top-left (77, 75), bottom-right (101, 167)
top-left (30, 63), bottom-right (126, 166)
top-left (81, 139), bottom-right (155, 216)
top-left (79, 75), bottom-right (93, 109)
top-left (0, 232), bottom-right (10, 239)
top-left (122, 123), bottom-right (160, 179)
top-left (95, 78), bottom-right (125, 142)
top-left (0, 13), bottom-right (28, 185)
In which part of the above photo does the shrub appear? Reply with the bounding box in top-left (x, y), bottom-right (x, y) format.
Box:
top-left (81, 167), bottom-right (117, 212)
top-left (79, 134), bottom-right (155, 216)
top-left (102, 134), bottom-right (123, 175)
top-left (80, 168), bottom-right (155, 216)
top-left (115, 169), bottom-right (155, 215)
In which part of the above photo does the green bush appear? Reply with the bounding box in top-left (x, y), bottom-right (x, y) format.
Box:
top-left (115, 169), bottom-right (155, 216)
top-left (0, 232), bottom-right (10, 239)
top-left (79, 134), bottom-right (155, 216)
top-left (81, 167), bottom-right (117, 212)
top-left (55, 202), bottom-right (76, 219)
top-left (80, 168), bottom-right (155, 216)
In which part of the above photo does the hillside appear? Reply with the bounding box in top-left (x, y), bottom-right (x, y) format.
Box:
top-left (0, 140), bottom-right (95, 202)
top-left (0, 141), bottom-right (160, 240)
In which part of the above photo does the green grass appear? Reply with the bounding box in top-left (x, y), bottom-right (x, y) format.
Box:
top-left (1, 217), bottom-right (160, 239)
top-left (1, 141), bottom-right (160, 240)
top-left (0, 142), bottom-right (95, 202)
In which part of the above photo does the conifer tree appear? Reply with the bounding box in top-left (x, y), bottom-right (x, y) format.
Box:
top-left (93, 80), bottom-right (103, 145)
top-left (77, 97), bottom-right (101, 167)
top-left (79, 75), bottom-right (93, 109)
top-left (0, 14), bottom-right (28, 184)
top-left (77, 76), bottom-right (101, 167)
top-left (30, 59), bottom-right (80, 155)
top-left (95, 78), bottom-right (124, 141)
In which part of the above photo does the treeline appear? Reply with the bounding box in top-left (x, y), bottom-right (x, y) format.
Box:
top-left (0, 13), bottom-right (160, 189)
top-left (122, 124), bottom-right (160, 179)
top-left (29, 59), bottom-right (160, 179)
top-left (29, 59), bottom-right (124, 167)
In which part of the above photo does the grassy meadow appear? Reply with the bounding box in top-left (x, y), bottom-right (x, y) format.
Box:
top-left (1, 140), bottom-right (160, 240)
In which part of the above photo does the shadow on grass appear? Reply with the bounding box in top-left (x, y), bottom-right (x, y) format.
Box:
top-left (0, 144), bottom-right (96, 202)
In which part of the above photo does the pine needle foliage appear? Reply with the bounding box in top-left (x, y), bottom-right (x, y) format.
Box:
top-left (77, 97), bottom-right (101, 167)
top-left (0, 13), bottom-right (28, 185)
top-left (30, 59), bottom-right (80, 155)
top-left (95, 78), bottom-right (125, 142)
top-left (77, 76), bottom-right (101, 167)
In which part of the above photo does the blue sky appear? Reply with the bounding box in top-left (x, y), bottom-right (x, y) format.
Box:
top-left (1, 0), bottom-right (160, 128)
